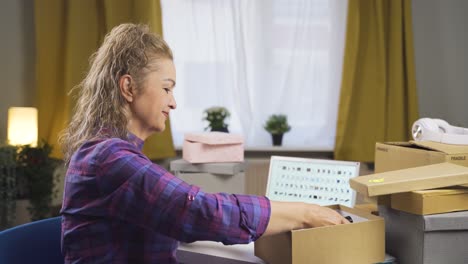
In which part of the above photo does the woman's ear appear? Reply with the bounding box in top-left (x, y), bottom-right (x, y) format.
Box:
top-left (119, 74), bottom-right (134, 103)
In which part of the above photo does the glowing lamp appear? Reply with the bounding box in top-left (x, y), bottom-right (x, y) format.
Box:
top-left (7, 107), bottom-right (38, 146)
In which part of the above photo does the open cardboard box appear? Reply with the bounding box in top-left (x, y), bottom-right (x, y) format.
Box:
top-left (254, 205), bottom-right (385, 264)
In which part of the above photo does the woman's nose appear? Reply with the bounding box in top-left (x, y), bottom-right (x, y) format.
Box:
top-left (169, 94), bottom-right (177, 110)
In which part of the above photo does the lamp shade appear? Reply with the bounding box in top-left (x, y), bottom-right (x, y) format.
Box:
top-left (7, 107), bottom-right (38, 146)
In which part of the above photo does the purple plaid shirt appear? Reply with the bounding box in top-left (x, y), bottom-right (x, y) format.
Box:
top-left (60, 134), bottom-right (270, 263)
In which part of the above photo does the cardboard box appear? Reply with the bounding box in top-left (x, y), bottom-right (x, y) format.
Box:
top-left (350, 162), bottom-right (468, 197)
top-left (177, 241), bottom-right (264, 264)
top-left (391, 188), bottom-right (468, 215)
top-left (183, 132), bottom-right (244, 163)
top-left (170, 159), bottom-right (247, 194)
top-left (379, 205), bottom-right (468, 264)
top-left (375, 141), bottom-right (468, 173)
top-left (374, 141), bottom-right (468, 205)
top-left (254, 205), bottom-right (385, 264)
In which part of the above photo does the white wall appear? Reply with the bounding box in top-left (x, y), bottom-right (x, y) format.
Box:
top-left (1, 0), bottom-right (468, 142)
top-left (412, 0), bottom-right (468, 127)
top-left (0, 0), bottom-right (35, 143)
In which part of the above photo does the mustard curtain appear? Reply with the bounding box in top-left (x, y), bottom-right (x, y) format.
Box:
top-left (334, 0), bottom-right (419, 162)
top-left (34, 0), bottom-right (175, 160)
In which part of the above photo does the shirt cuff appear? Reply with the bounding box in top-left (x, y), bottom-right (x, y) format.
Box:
top-left (234, 194), bottom-right (271, 242)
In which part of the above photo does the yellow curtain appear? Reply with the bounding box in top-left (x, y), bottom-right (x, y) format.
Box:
top-left (334, 0), bottom-right (419, 162)
top-left (34, 0), bottom-right (175, 160)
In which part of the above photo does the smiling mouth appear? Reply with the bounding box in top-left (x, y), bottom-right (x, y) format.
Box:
top-left (162, 111), bottom-right (169, 118)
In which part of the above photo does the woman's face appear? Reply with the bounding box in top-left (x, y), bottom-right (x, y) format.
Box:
top-left (127, 58), bottom-right (177, 140)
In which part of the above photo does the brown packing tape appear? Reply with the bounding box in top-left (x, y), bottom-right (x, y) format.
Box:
top-left (350, 162), bottom-right (468, 197)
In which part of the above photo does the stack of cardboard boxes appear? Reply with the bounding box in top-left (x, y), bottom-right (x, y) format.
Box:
top-left (350, 141), bottom-right (468, 264)
top-left (173, 132), bottom-right (248, 194)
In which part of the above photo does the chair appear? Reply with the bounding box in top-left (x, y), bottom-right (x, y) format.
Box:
top-left (0, 216), bottom-right (64, 264)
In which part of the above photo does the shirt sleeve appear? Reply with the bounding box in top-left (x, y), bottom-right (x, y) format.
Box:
top-left (94, 138), bottom-right (271, 244)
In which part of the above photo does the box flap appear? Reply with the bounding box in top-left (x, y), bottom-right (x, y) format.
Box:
top-left (170, 159), bottom-right (245, 175)
top-left (383, 141), bottom-right (416, 147)
top-left (424, 210), bottom-right (468, 231)
top-left (381, 141), bottom-right (468, 154)
top-left (184, 132), bottom-right (243, 145)
top-left (254, 232), bottom-right (292, 264)
top-left (409, 140), bottom-right (468, 154)
top-left (350, 163), bottom-right (468, 197)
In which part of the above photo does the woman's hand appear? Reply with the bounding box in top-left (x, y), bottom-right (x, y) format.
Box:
top-left (302, 203), bottom-right (349, 228)
top-left (263, 201), bottom-right (349, 236)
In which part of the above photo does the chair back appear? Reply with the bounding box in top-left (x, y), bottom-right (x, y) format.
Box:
top-left (0, 216), bottom-right (63, 264)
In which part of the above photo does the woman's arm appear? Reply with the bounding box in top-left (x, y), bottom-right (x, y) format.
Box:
top-left (263, 201), bottom-right (349, 236)
top-left (89, 139), bottom-right (347, 242)
top-left (89, 138), bottom-right (270, 244)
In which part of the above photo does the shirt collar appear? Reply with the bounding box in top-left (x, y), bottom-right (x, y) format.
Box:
top-left (127, 132), bottom-right (144, 150)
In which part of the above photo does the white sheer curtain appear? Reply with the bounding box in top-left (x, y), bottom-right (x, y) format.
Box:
top-left (161, 0), bottom-right (348, 150)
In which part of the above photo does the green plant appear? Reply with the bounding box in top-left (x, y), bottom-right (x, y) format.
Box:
top-left (0, 145), bottom-right (18, 230)
top-left (16, 141), bottom-right (58, 221)
top-left (202, 106), bottom-right (231, 131)
top-left (264, 114), bottom-right (291, 135)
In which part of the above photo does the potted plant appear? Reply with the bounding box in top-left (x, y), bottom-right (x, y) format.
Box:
top-left (203, 106), bottom-right (231, 132)
top-left (16, 141), bottom-right (57, 221)
top-left (0, 145), bottom-right (17, 230)
top-left (0, 141), bottom-right (57, 228)
top-left (264, 114), bottom-right (291, 146)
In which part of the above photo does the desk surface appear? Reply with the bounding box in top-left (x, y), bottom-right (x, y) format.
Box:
top-left (177, 241), bottom-right (265, 264)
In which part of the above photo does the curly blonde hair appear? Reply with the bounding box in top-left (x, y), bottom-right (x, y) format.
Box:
top-left (60, 23), bottom-right (173, 164)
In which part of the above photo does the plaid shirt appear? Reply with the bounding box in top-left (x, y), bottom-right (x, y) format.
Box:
top-left (61, 134), bottom-right (270, 263)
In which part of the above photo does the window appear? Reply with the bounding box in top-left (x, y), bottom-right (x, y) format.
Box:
top-left (161, 0), bottom-right (348, 150)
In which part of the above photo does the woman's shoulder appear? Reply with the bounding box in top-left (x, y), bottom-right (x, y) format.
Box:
top-left (92, 137), bottom-right (142, 155)
top-left (72, 137), bottom-right (142, 165)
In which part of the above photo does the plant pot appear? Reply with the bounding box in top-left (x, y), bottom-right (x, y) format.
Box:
top-left (211, 126), bottom-right (229, 133)
top-left (271, 134), bottom-right (283, 146)
top-left (14, 199), bottom-right (32, 226)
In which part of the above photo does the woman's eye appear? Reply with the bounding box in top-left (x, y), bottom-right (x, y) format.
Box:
top-left (163, 88), bottom-right (170, 93)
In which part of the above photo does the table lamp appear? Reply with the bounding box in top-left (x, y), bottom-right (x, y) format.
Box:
top-left (7, 107), bottom-right (38, 147)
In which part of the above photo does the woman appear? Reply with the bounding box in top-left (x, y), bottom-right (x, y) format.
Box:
top-left (60, 23), bottom-right (348, 263)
